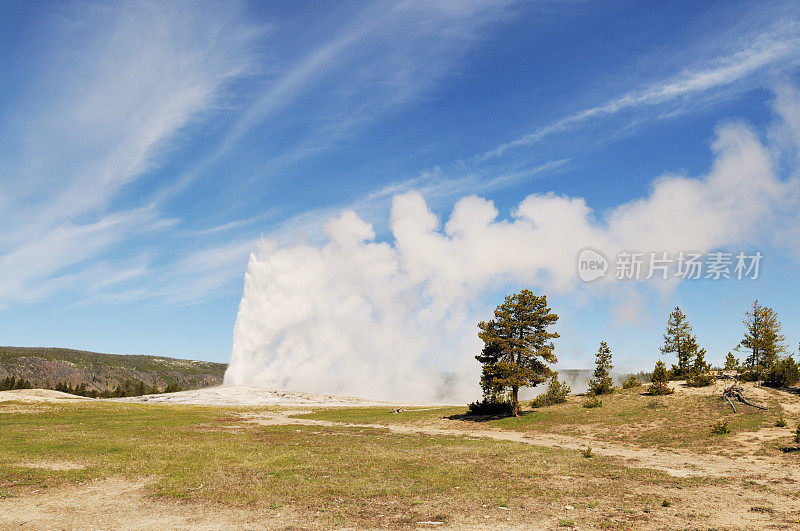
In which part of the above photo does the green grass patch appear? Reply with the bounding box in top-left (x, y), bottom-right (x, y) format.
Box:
top-left (0, 400), bottom-right (709, 526)
top-left (297, 387), bottom-right (780, 452)
top-left (291, 406), bottom-right (462, 425)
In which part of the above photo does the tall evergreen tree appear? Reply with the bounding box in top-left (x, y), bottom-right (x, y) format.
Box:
top-left (477, 289), bottom-right (559, 417)
top-left (738, 300), bottom-right (787, 375)
top-left (660, 307), bottom-right (695, 377)
top-left (588, 341), bottom-right (614, 395)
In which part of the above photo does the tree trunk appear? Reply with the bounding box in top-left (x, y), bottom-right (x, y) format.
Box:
top-left (511, 386), bottom-right (519, 417)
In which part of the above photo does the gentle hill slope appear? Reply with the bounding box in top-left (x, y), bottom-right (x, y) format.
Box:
top-left (0, 346), bottom-right (226, 393)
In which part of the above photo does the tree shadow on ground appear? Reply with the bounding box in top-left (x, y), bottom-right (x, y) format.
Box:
top-left (444, 411), bottom-right (531, 423)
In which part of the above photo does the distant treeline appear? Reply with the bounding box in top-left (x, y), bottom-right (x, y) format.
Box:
top-left (0, 375), bottom-right (181, 398)
top-left (0, 376), bottom-right (33, 390)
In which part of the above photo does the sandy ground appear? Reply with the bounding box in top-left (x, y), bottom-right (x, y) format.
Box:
top-left (110, 385), bottom-right (423, 407)
top-left (0, 477), bottom-right (305, 530)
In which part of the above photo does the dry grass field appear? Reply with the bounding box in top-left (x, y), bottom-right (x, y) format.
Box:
top-left (1, 381), bottom-right (799, 529)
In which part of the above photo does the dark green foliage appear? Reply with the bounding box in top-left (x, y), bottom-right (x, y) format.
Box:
top-left (738, 300), bottom-right (787, 376)
top-left (529, 373), bottom-right (571, 408)
top-left (724, 352), bottom-right (740, 372)
top-left (580, 447), bottom-right (593, 458)
top-left (686, 345), bottom-right (714, 387)
top-left (466, 399), bottom-right (513, 416)
top-left (621, 375), bottom-right (641, 389)
top-left (648, 360), bottom-right (674, 395)
top-left (775, 416), bottom-right (787, 428)
top-left (795, 423), bottom-right (800, 444)
top-left (763, 356), bottom-right (800, 388)
top-left (711, 420), bottom-right (731, 435)
top-left (0, 376), bottom-right (33, 391)
top-left (26, 378), bottom-right (184, 398)
top-left (738, 370), bottom-right (760, 382)
top-left (582, 393), bottom-right (602, 408)
top-left (686, 372), bottom-right (714, 387)
top-left (660, 307), bottom-right (695, 378)
top-left (476, 289), bottom-right (560, 416)
top-left (588, 341), bottom-right (614, 396)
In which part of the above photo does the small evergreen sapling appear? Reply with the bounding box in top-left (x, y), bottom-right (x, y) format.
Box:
top-left (648, 360), bottom-right (674, 395)
top-left (622, 375), bottom-right (641, 389)
top-left (724, 352), bottom-right (740, 372)
top-left (686, 344), bottom-right (714, 387)
top-left (530, 373), bottom-right (571, 408)
top-left (588, 341), bottom-right (615, 396)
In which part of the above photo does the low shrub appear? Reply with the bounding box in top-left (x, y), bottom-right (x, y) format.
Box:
top-left (648, 382), bottom-right (674, 396)
top-left (795, 423), bottom-right (800, 444)
top-left (530, 374), bottom-right (571, 408)
top-left (686, 372), bottom-right (715, 387)
top-left (581, 447), bottom-right (593, 458)
top-left (739, 370), bottom-right (760, 382)
top-left (775, 416), bottom-right (787, 428)
top-left (764, 357), bottom-right (800, 388)
top-left (583, 394), bottom-right (602, 408)
top-left (621, 375), bottom-right (641, 389)
top-left (711, 420), bottom-right (731, 435)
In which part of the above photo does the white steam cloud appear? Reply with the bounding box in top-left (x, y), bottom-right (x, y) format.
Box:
top-left (225, 103), bottom-right (799, 403)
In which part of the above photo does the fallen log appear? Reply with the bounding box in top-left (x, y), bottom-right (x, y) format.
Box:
top-left (723, 395), bottom-right (737, 413)
top-left (722, 384), bottom-right (767, 411)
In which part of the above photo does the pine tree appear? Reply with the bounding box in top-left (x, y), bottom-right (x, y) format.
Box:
top-left (738, 300), bottom-right (787, 375)
top-left (648, 360), bottom-right (674, 395)
top-left (724, 352), bottom-right (740, 372)
top-left (686, 340), bottom-right (713, 387)
top-left (660, 307), bottom-right (695, 378)
top-left (530, 373), bottom-right (571, 407)
top-left (588, 341), bottom-right (615, 395)
top-left (477, 289), bottom-right (560, 417)
top-left (622, 374), bottom-right (641, 389)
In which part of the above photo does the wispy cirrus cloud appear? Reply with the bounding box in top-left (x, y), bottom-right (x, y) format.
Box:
top-left (0, 0), bottom-right (259, 306)
top-left (481, 25), bottom-right (800, 160)
top-left (163, 0), bottom-right (522, 195)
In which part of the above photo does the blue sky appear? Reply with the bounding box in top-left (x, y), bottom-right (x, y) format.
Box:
top-left (2, 1), bottom-right (800, 379)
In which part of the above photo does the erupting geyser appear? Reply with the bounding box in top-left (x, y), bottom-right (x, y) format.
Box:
top-left (225, 126), bottom-right (787, 401)
top-left (223, 190), bottom-right (598, 403)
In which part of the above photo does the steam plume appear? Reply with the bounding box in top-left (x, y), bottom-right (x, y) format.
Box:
top-left (225, 117), bottom-right (795, 402)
